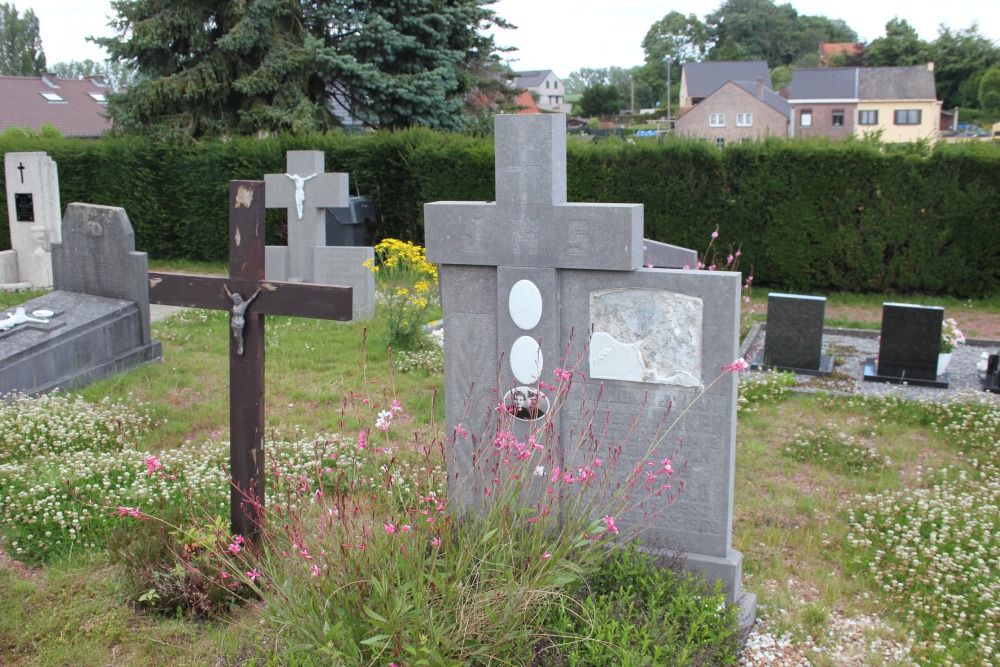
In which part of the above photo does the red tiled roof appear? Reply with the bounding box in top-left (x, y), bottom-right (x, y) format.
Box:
top-left (0, 75), bottom-right (115, 138)
top-left (515, 90), bottom-right (539, 114)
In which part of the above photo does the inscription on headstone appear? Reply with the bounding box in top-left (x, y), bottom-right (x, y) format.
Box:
top-left (15, 193), bottom-right (34, 222)
top-left (864, 303), bottom-right (947, 388)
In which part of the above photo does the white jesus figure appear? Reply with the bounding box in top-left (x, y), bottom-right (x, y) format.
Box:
top-left (284, 172), bottom-right (317, 220)
top-left (0, 307), bottom-right (50, 331)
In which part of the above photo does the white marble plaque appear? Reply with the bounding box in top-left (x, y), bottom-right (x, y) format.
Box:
top-left (589, 288), bottom-right (703, 388)
top-left (510, 335), bottom-right (543, 384)
top-left (508, 279), bottom-right (543, 330)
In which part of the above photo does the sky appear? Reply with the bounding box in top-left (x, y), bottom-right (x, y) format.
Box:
top-left (21, 0), bottom-right (1000, 77)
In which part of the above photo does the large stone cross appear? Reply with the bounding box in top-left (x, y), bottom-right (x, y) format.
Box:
top-left (149, 181), bottom-right (352, 539)
top-left (264, 151), bottom-right (349, 281)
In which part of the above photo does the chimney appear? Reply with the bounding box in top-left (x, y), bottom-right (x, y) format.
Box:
top-left (756, 78), bottom-right (763, 99)
top-left (927, 62), bottom-right (935, 72)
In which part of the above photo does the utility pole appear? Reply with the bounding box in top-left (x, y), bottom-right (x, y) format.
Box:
top-left (665, 59), bottom-right (672, 135)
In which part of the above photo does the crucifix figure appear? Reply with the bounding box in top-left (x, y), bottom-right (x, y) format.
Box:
top-left (265, 151), bottom-right (349, 281)
top-left (149, 180), bottom-right (353, 539)
top-left (17, 162), bottom-right (25, 183)
top-left (0, 306), bottom-right (50, 331)
top-left (284, 172), bottom-right (317, 220)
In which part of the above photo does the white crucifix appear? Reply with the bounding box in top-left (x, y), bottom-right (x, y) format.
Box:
top-left (264, 151), bottom-right (349, 282)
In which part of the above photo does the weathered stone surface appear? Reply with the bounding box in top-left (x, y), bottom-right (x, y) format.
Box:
top-left (762, 293), bottom-right (830, 374)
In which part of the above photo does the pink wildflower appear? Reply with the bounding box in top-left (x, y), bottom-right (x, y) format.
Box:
top-left (593, 457), bottom-right (603, 467)
top-left (554, 367), bottom-right (572, 381)
top-left (603, 515), bottom-right (619, 535)
top-left (311, 565), bottom-right (320, 577)
top-left (401, 525), bottom-right (411, 532)
top-left (431, 537), bottom-right (441, 546)
top-left (246, 568), bottom-right (261, 583)
top-left (357, 431), bottom-right (367, 450)
top-left (144, 456), bottom-right (163, 475)
top-left (234, 535), bottom-right (245, 545)
top-left (228, 543), bottom-right (241, 555)
top-left (711, 226), bottom-right (719, 239)
top-left (542, 551), bottom-right (552, 559)
top-left (390, 399), bottom-right (403, 413)
top-left (722, 357), bottom-right (750, 373)
top-left (384, 522), bottom-right (396, 535)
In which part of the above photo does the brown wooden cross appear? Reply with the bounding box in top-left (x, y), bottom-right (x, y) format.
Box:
top-left (148, 180), bottom-right (353, 539)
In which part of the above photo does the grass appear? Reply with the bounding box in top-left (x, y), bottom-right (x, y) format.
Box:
top-left (1, 283), bottom-right (998, 665)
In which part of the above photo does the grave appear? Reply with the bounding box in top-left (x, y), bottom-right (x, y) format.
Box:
top-left (864, 303), bottom-right (948, 388)
top-left (754, 293), bottom-right (833, 375)
top-left (149, 181), bottom-right (353, 539)
top-left (984, 354), bottom-right (1000, 394)
top-left (0, 203), bottom-right (162, 397)
top-left (264, 150), bottom-right (375, 320)
top-left (425, 114), bottom-right (753, 621)
top-left (1, 152), bottom-right (62, 290)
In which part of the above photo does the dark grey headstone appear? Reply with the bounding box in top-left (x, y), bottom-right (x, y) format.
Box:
top-left (761, 293), bottom-right (832, 374)
top-left (876, 303), bottom-right (943, 382)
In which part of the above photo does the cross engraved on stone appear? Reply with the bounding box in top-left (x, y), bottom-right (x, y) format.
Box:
top-left (224, 285), bottom-right (262, 355)
top-left (148, 180), bottom-right (353, 540)
top-left (284, 172), bottom-right (317, 219)
top-left (17, 162), bottom-right (25, 183)
top-left (0, 306), bottom-right (49, 331)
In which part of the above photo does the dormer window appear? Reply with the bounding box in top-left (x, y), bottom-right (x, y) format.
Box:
top-left (88, 92), bottom-right (107, 103)
top-left (40, 92), bottom-right (65, 102)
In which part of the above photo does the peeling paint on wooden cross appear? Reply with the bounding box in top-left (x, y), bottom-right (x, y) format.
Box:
top-left (148, 181), bottom-right (353, 540)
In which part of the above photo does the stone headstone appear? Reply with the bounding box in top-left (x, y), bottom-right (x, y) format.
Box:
top-left (1, 204), bottom-right (161, 397)
top-left (757, 293), bottom-right (832, 375)
top-left (1, 152), bottom-right (62, 289)
top-left (425, 114), bottom-right (752, 621)
top-left (264, 150), bottom-right (374, 320)
top-left (864, 302), bottom-right (947, 388)
top-left (984, 354), bottom-right (1000, 394)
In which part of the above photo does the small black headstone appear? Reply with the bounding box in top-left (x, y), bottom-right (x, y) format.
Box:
top-left (984, 354), bottom-right (1000, 394)
top-left (757, 293), bottom-right (832, 375)
top-left (864, 303), bottom-right (947, 388)
top-left (14, 193), bottom-right (34, 222)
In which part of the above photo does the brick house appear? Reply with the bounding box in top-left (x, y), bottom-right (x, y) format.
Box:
top-left (675, 79), bottom-right (791, 147)
top-left (0, 75), bottom-right (115, 137)
top-left (787, 67), bottom-right (857, 140)
top-left (679, 61), bottom-right (771, 111)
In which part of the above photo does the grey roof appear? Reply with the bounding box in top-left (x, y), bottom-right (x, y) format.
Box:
top-left (683, 61), bottom-right (771, 97)
top-left (859, 65), bottom-right (936, 99)
top-left (514, 70), bottom-right (555, 88)
top-left (789, 64), bottom-right (937, 101)
top-left (788, 68), bottom-right (858, 100)
top-left (731, 80), bottom-right (791, 117)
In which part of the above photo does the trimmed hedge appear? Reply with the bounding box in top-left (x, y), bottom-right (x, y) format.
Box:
top-left (1, 132), bottom-right (998, 297)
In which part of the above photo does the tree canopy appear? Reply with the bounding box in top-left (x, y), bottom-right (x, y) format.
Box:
top-left (0, 2), bottom-right (45, 76)
top-left (578, 82), bottom-right (622, 117)
top-left (96, 0), bottom-right (513, 139)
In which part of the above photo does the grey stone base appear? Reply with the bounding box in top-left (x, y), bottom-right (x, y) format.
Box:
top-left (863, 358), bottom-right (949, 389)
top-left (752, 352), bottom-right (834, 376)
top-left (1, 290), bottom-right (162, 398)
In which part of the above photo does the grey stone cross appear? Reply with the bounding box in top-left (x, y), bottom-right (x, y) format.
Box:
top-left (264, 151), bottom-right (349, 281)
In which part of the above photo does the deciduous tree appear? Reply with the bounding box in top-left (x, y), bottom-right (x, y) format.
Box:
top-left (0, 2), bottom-right (45, 76)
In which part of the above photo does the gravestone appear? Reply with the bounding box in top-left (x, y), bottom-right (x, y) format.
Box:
top-left (984, 354), bottom-right (1000, 394)
top-left (864, 303), bottom-right (947, 388)
top-left (425, 114), bottom-right (752, 621)
top-left (755, 293), bottom-right (832, 375)
top-left (0, 204), bottom-right (162, 397)
top-left (149, 181), bottom-right (353, 539)
top-left (264, 151), bottom-right (375, 320)
top-left (1, 152), bottom-right (62, 289)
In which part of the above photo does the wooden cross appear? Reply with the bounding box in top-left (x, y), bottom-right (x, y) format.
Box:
top-left (148, 180), bottom-right (353, 539)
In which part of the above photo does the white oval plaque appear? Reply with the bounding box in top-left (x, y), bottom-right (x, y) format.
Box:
top-left (508, 280), bottom-right (542, 330)
top-left (510, 336), bottom-right (543, 384)
top-left (32, 309), bottom-right (54, 318)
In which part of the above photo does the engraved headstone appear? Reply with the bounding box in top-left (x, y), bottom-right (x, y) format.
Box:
top-left (264, 150), bottom-right (374, 320)
top-left (425, 114), bottom-right (752, 621)
top-left (757, 293), bottom-right (833, 375)
top-left (864, 303), bottom-right (947, 388)
top-left (2, 152), bottom-right (62, 289)
top-left (1, 204), bottom-right (162, 397)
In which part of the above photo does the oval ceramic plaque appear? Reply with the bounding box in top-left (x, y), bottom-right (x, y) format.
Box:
top-left (32, 309), bottom-right (54, 317)
top-left (508, 280), bottom-right (542, 330)
top-left (510, 336), bottom-right (543, 384)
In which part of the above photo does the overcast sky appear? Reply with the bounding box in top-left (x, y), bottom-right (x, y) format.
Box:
top-left (22, 0), bottom-right (1000, 77)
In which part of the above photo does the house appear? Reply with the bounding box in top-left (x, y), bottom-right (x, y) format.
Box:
top-left (675, 79), bottom-right (791, 148)
top-left (788, 64), bottom-right (942, 143)
top-left (513, 70), bottom-right (572, 113)
top-left (678, 61), bottom-right (771, 111)
top-left (0, 75), bottom-right (115, 137)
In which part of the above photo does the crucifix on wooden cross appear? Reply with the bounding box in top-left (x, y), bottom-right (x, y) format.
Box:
top-left (148, 180), bottom-right (353, 539)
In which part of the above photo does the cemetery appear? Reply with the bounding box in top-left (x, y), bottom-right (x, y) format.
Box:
top-left (0, 116), bottom-right (999, 666)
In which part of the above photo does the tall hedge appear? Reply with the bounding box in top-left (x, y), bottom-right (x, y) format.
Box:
top-left (1, 132), bottom-right (998, 297)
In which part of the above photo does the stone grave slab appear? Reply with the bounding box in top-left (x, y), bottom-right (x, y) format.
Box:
top-left (264, 150), bottom-right (374, 320)
top-left (426, 114), bottom-right (753, 621)
top-left (864, 303), bottom-right (947, 388)
top-left (754, 293), bottom-right (832, 375)
top-left (1, 204), bottom-right (161, 397)
top-left (2, 152), bottom-right (62, 289)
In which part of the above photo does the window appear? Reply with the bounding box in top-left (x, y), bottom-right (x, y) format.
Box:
top-left (709, 113), bottom-right (725, 127)
top-left (859, 110), bottom-right (878, 125)
top-left (545, 81), bottom-right (550, 89)
top-left (715, 137), bottom-right (726, 149)
top-left (800, 110), bottom-right (813, 127)
top-left (832, 109), bottom-right (845, 126)
top-left (736, 113), bottom-right (753, 127)
top-left (40, 92), bottom-right (64, 102)
top-left (894, 109), bottom-right (922, 125)
top-left (88, 92), bottom-right (107, 103)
